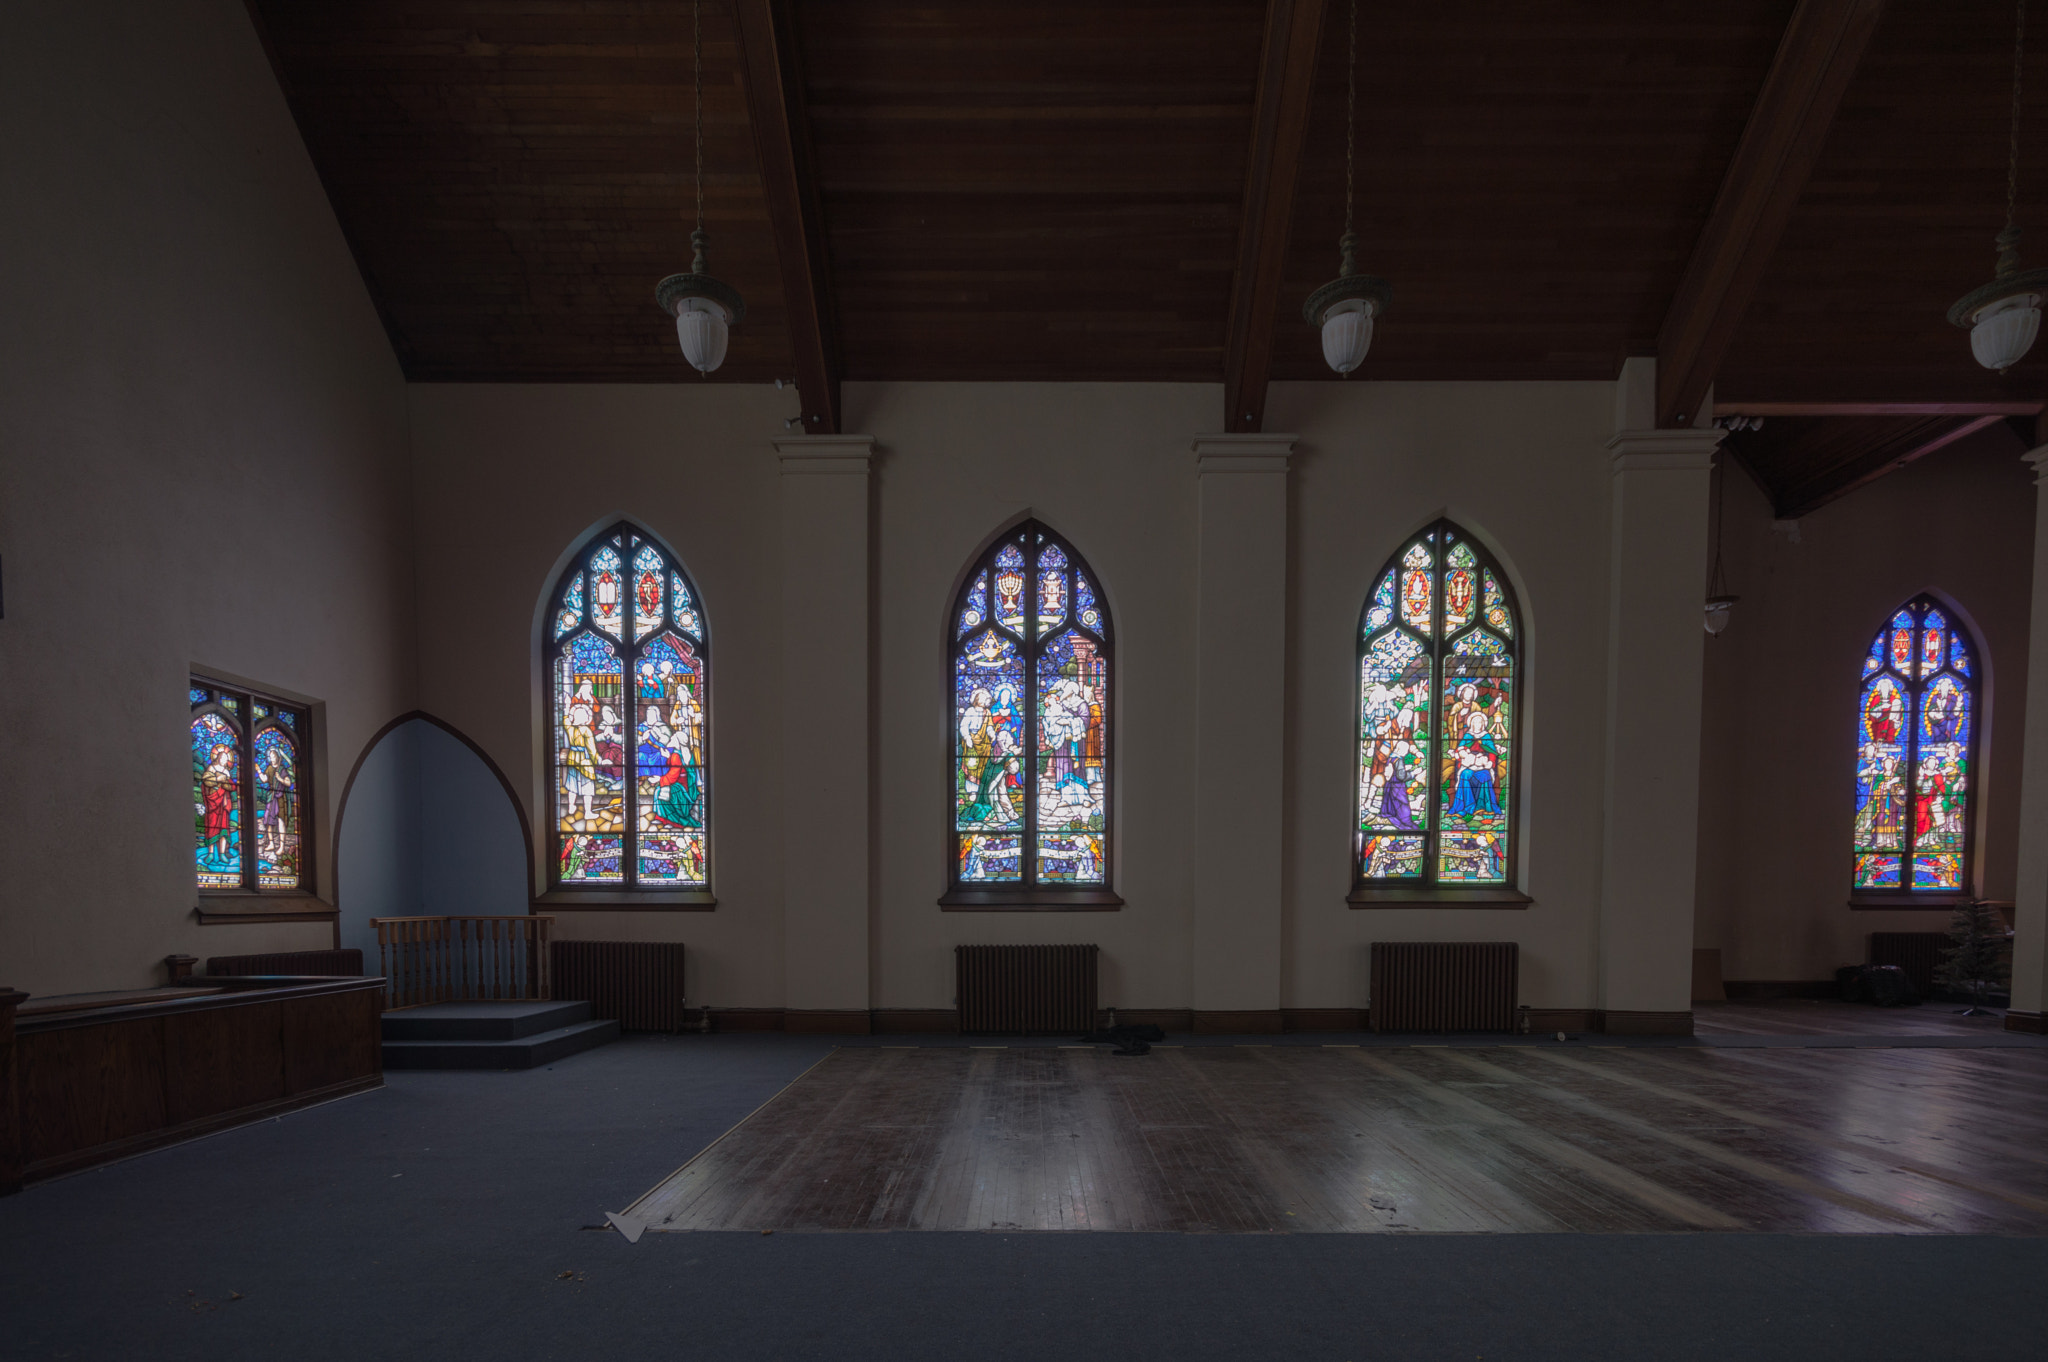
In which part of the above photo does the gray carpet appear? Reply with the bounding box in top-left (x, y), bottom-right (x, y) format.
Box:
top-left (2, 1034), bottom-right (2044, 1361)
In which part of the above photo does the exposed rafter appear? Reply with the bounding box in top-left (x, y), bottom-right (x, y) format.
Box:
top-left (1715, 400), bottom-right (2045, 418)
top-left (1223, 0), bottom-right (1329, 433)
top-left (735, 0), bottom-right (840, 433)
top-left (1730, 413), bottom-right (2008, 519)
top-left (1655, 0), bottom-right (1887, 430)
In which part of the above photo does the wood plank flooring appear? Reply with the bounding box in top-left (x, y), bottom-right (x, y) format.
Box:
top-left (1693, 998), bottom-right (2016, 1038)
top-left (631, 1044), bottom-right (2048, 1234)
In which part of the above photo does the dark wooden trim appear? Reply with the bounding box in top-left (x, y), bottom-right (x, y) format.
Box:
top-left (940, 890), bottom-right (1125, 911)
top-left (1779, 414), bottom-right (2005, 519)
top-left (1600, 1009), bottom-right (1695, 1036)
top-left (1192, 1009), bottom-right (1285, 1035)
top-left (534, 891), bottom-right (717, 911)
top-left (1849, 893), bottom-right (1973, 910)
top-left (1723, 979), bottom-right (1839, 1000)
top-left (705, 1007), bottom-right (788, 1032)
top-left (871, 1009), bottom-right (959, 1034)
top-left (1107, 1009), bottom-right (1194, 1033)
top-left (1654, 0), bottom-right (1886, 429)
top-left (1348, 887), bottom-right (1533, 908)
top-left (2005, 1010), bottom-right (2047, 1035)
top-left (1281, 1008), bottom-right (1366, 1032)
top-left (734, 0), bottom-right (840, 434)
top-left (1523, 1008), bottom-right (1600, 1034)
top-left (1223, 0), bottom-right (1329, 433)
top-left (0, 989), bottom-right (25, 1194)
top-left (783, 1009), bottom-right (873, 1035)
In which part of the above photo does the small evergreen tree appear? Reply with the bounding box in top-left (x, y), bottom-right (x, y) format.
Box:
top-left (1933, 901), bottom-right (2011, 1005)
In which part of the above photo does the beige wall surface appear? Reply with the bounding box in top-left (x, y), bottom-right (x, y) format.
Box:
top-left (1694, 427), bottom-right (2036, 982)
top-left (0, 0), bottom-right (414, 996)
top-left (1268, 380), bottom-right (1618, 1012)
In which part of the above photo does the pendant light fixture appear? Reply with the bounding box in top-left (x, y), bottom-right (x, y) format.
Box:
top-left (1949, 0), bottom-right (2048, 373)
top-left (1704, 455), bottom-right (1739, 637)
top-left (656, 0), bottom-right (745, 374)
top-left (1302, 0), bottom-right (1391, 374)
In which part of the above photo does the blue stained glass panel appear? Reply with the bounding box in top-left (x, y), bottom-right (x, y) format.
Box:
top-left (993, 543), bottom-right (1027, 633)
top-left (1482, 570), bottom-right (1512, 637)
top-left (1359, 630), bottom-right (1430, 842)
top-left (1075, 571), bottom-right (1104, 635)
top-left (632, 544), bottom-right (665, 641)
top-left (955, 630), bottom-right (1026, 833)
top-left (278, 711), bottom-right (296, 730)
top-left (1365, 569), bottom-right (1395, 635)
top-left (1950, 631), bottom-right (1972, 675)
top-left (1036, 834), bottom-right (1103, 883)
top-left (1034, 631), bottom-right (1108, 858)
top-left (1037, 541), bottom-right (1069, 633)
top-left (1854, 853), bottom-right (1902, 889)
top-left (555, 633), bottom-right (626, 882)
top-left (1444, 542), bottom-right (1478, 632)
top-left (556, 572), bottom-right (584, 640)
top-left (634, 633), bottom-right (707, 885)
top-left (958, 570), bottom-right (989, 638)
top-left (1359, 834), bottom-right (1424, 879)
top-left (189, 687), bottom-right (210, 707)
top-left (957, 834), bottom-right (1022, 883)
top-left (670, 572), bottom-right (702, 637)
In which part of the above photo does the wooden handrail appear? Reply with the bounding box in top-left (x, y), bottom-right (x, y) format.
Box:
top-left (370, 915), bottom-right (554, 1010)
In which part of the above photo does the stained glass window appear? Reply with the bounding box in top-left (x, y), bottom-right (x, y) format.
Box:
top-left (191, 678), bottom-right (309, 893)
top-left (950, 521), bottom-right (1112, 891)
top-left (547, 522), bottom-right (708, 889)
top-left (1852, 597), bottom-right (1978, 894)
top-left (1356, 522), bottom-right (1519, 888)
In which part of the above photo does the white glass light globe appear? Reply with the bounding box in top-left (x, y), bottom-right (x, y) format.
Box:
top-left (1320, 298), bottom-right (1377, 374)
top-left (1968, 292), bottom-right (2041, 372)
top-left (674, 297), bottom-right (732, 374)
top-left (1704, 598), bottom-right (1735, 636)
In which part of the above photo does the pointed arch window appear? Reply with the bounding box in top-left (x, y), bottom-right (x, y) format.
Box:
top-left (1852, 597), bottom-right (1978, 898)
top-left (545, 522), bottom-right (709, 892)
top-left (943, 520), bottom-right (1118, 907)
top-left (191, 678), bottom-right (310, 894)
top-left (1354, 520), bottom-right (1522, 896)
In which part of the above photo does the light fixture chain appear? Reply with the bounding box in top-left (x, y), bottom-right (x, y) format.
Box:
top-left (2012, 0), bottom-right (2029, 235)
top-left (694, 0), bottom-right (705, 236)
top-left (1344, 0), bottom-right (1356, 241)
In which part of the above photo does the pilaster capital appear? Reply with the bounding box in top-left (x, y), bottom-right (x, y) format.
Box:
top-left (2024, 443), bottom-right (2048, 485)
top-left (1606, 427), bottom-right (1724, 474)
top-left (773, 433), bottom-right (875, 476)
top-left (1192, 432), bottom-right (1295, 475)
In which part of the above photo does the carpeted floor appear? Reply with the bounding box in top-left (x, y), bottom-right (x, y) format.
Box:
top-left (3, 1033), bottom-right (2046, 1361)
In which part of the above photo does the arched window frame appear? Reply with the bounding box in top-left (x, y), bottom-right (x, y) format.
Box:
top-left (542, 520), bottom-right (713, 901)
top-left (1850, 595), bottom-right (1980, 904)
top-left (1351, 519), bottom-right (1527, 903)
top-left (941, 519), bottom-right (1121, 909)
top-left (190, 677), bottom-right (312, 897)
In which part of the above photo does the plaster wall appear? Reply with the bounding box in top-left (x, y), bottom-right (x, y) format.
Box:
top-left (0, 0), bottom-right (413, 996)
top-left (1694, 427), bottom-right (2036, 983)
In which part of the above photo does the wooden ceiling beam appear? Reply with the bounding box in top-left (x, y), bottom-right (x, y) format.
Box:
top-left (1774, 413), bottom-right (2005, 518)
top-left (1655, 0), bottom-right (1886, 430)
top-left (735, 0), bottom-right (840, 433)
top-left (1715, 400), bottom-right (2045, 418)
top-left (1223, 0), bottom-right (1329, 433)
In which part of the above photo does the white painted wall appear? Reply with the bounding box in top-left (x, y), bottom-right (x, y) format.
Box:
top-left (0, 0), bottom-right (413, 996)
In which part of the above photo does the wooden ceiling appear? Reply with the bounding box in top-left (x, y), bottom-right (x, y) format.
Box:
top-left (250, 0), bottom-right (2048, 510)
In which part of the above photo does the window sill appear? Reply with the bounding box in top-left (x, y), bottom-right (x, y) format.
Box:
top-left (939, 888), bottom-right (1124, 911)
top-left (195, 893), bottom-right (336, 925)
top-left (533, 889), bottom-right (717, 911)
top-left (1848, 892), bottom-right (1973, 910)
top-left (1348, 886), bottom-right (1533, 909)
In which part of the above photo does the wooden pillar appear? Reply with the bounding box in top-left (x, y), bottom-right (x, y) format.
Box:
top-left (774, 435), bottom-right (875, 1033)
top-left (2006, 447), bottom-right (2048, 1034)
top-left (1188, 435), bottom-right (1293, 1032)
top-left (1598, 359), bottom-right (1723, 1034)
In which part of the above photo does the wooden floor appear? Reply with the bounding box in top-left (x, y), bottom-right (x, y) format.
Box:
top-left (1694, 998), bottom-right (2018, 1039)
top-left (631, 1042), bottom-right (2048, 1235)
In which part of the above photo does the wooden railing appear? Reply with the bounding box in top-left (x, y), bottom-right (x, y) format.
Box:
top-left (371, 915), bottom-right (554, 1010)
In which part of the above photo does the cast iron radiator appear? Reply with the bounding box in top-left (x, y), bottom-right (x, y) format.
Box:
top-left (550, 941), bottom-right (689, 1032)
top-left (206, 949), bottom-right (363, 977)
top-left (956, 944), bottom-right (1099, 1034)
top-left (1869, 931), bottom-right (1949, 997)
top-left (1370, 941), bottom-right (1519, 1033)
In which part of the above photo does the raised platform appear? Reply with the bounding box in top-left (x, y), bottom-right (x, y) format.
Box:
top-left (381, 1000), bottom-right (618, 1070)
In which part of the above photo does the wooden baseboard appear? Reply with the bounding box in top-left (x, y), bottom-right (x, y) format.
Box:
top-left (2006, 1009), bottom-right (2047, 1035)
top-left (1523, 1009), bottom-right (1600, 1033)
top-left (706, 1008), bottom-right (786, 1032)
top-left (783, 1009), bottom-right (872, 1035)
top-left (871, 1009), bottom-right (959, 1033)
top-left (1282, 1008), bottom-right (1366, 1032)
top-left (1723, 980), bottom-right (1837, 1000)
top-left (1192, 1009), bottom-right (1284, 1034)
top-left (1104, 1008), bottom-right (1192, 1032)
top-left (1600, 1009), bottom-right (1694, 1036)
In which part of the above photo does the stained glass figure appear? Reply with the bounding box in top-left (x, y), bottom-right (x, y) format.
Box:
top-left (1852, 596), bottom-right (1978, 895)
top-left (547, 524), bottom-right (710, 889)
top-left (1356, 522), bottom-right (1520, 888)
top-left (192, 680), bottom-right (311, 893)
top-left (949, 522), bottom-right (1111, 891)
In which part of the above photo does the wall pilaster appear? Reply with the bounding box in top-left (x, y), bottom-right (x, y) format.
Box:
top-left (2006, 446), bottom-right (2048, 1030)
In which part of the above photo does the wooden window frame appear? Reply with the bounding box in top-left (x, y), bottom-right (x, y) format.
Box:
top-left (1848, 595), bottom-right (1981, 908)
top-left (541, 520), bottom-right (715, 905)
top-left (190, 675), bottom-right (318, 909)
top-left (940, 520), bottom-right (1121, 910)
top-left (1349, 519), bottom-right (1527, 905)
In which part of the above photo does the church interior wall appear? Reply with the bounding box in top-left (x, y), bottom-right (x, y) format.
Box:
top-left (0, 0), bottom-right (415, 996)
top-left (1694, 425), bottom-right (2036, 985)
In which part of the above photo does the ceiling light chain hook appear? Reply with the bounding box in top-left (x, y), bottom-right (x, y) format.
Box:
top-left (2001, 0), bottom-right (2030, 278)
